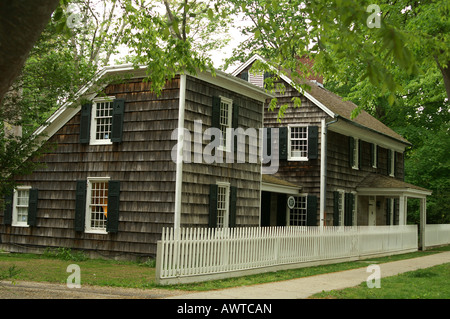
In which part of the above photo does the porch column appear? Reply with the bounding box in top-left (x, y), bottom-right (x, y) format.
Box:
top-left (398, 195), bottom-right (406, 225)
top-left (420, 197), bottom-right (427, 250)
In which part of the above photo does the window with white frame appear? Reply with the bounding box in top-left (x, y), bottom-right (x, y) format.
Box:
top-left (216, 182), bottom-right (230, 228)
top-left (338, 190), bottom-right (345, 226)
top-left (389, 149), bottom-right (395, 177)
top-left (351, 137), bottom-right (359, 169)
top-left (288, 126), bottom-right (308, 160)
top-left (12, 186), bottom-right (31, 226)
top-left (86, 178), bottom-right (109, 233)
top-left (91, 98), bottom-right (114, 145)
top-left (289, 195), bottom-right (307, 226)
top-left (351, 192), bottom-right (357, 226)
top-left (219, 97), bottom-right (233, 151)
top-left (372, 143), bottom-right (377, 168)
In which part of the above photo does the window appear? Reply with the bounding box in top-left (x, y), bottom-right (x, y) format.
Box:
top-left (289, 196), bottom-right (307, 226)
top-left (338, 191), bottom-right (345, 226)
top-left (12, 186), bottom-right (31, 226)
top-left (371, 143), bottom-right (377, 168)
top-left (350, 137), bottom-right (359, 169)
top-left (216, 182), bottom-right (230, 228)
top-left (219, 97), bottom-right (233, 151)
top-left (388, 149), bottom-right (395, 177)
top-left (90, 98), bottom-right (114, 145)
top-left (86, 178), bottom-right (109, 233)
top-left (288, 126), bottom-right (308, 160)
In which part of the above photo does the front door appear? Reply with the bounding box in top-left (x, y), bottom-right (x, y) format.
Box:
top-left (368, 197), bottom-right (376, 226)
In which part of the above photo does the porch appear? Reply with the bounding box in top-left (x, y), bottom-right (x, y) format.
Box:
top-left (356, 174), bottom-right (432, 249)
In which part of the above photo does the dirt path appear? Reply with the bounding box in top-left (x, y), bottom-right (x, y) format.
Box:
top-left (0, 280), bottom-right (190, 299)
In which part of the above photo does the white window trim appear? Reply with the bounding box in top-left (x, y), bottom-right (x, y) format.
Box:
top-left (85, 177), bottom-right (110, 234)
top-left (12, 186), bottom-right (32, 227)
top-left (337, 189), bottom-right (345, 226)
top-left (288, 125), bottom-right (308, 161)
top-left (286, 194), bottom-right (308, 226)
top-left (218, 96), bottom-right (233, 153)
top-left (389, 149), bottom-right (395, 177)
top-left (351, 137), bottom-right (359, 170)
top-left (372, 143), bottom-right (377, 169)
top-left (351, 191), bottom-right (358, 226)
top-left (90, 97), bottom-right (115, 146)
top-left (216, 181), bottom-right (230, 228)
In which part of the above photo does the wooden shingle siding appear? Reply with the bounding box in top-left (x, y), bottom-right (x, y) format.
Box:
top-left (264, 78), bottom-right (327, 197)
top-left (0, 77), bottom-right (181, 257)
top-left (325, 130), bottom-right (405, 225)
top-left (181, 76), bottom-right (263, 228)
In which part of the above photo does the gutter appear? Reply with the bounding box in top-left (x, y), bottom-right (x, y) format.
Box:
top-left (319, 116), bottom-right (339, 226)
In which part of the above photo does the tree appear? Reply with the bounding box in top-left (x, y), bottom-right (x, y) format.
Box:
top-left (1, 0), bottom-right (130, 197)
top-left (121, 0), bottom-right (232, 93)
top-left (0, 0), bottom-right (60, 104)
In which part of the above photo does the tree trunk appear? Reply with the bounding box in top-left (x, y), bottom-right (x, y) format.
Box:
top-left (0, 0), bottom-right (60, 104)
top-left (434, 57), bottom-right (450, 101)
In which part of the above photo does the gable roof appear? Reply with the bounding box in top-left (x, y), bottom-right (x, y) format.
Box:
top-left (231, 54), bottom-right (410, 146)
top-left (34, 64), bottom-right (273, 144)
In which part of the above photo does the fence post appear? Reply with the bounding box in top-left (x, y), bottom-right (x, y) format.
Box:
top-left (155, 239), bottom-right (163, 285)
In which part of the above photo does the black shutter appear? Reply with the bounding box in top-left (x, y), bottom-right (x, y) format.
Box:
top-left (232, 103), bottom-right (239, 152)
top-left (229, 186), bottom-right (237, 227)
top-left (308, 126), bottom-right (318, 160)
top-left (3, 191), bottom-right (13, 225)
top-left (208, 184), bottom-right (218, 228)
top-left (279, 127), bottom-right (288, 160)
top-left (211, 96), bottom-right (221, 130)
top-left (358, 140), bottom-right (362, 169)
top-left (111, 99), bottom-right (125, 143)
top-left (386, 198), bottom-right (392, 225)
top-left (27, 189), bottom-right (38, 227)
top-left (344, 193), bottom-right (354, 226)
top-left (106, 181), bottom-right (120, 233)
top-left (349, 137), bottom-right (354, 167)
top-left (263, 128), bottom-right (272, 162)
top-left (393, 151), bottom-right (397, 177)
top-left (306, 195), bottom-right (318, 226)
top-left (393, 198), bottom-right (398, 225)
top-left (241, 71), bottom-right (249, 81)
top-left (333, 191), bottom-right (340, 226)
top-left (79, 103), bottom-right (92, 144)
top-left (74, 180), bottom-right (87, 232)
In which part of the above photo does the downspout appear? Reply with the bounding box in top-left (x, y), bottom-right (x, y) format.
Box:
top-left (174, 74), bottom-right (187, 231)
top-left (320, 116), bottom-right (339, 227)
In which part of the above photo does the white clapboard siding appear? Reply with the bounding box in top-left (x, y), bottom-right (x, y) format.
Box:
top-left (156, 225), bottom-right (418, 284)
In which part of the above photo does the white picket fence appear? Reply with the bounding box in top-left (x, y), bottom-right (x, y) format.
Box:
top-left (425, 224), bottom-right (450, 247)
top-left (155, 225), bottom-right (418, 285)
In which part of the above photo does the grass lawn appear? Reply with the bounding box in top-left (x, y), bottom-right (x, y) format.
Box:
top-left (311, 263), bottom-right (450, 299)
top-left (0, 245), bottom-right (449, 293)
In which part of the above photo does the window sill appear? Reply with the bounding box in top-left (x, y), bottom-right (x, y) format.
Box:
top-left (288, 157), bottom-right (308, 162)
top-left (89, 140), bottom-right (113, 146)
top-left (11, 223), bottom-right (29, 228)
top-left (85, 229), bottom-right (108, 235)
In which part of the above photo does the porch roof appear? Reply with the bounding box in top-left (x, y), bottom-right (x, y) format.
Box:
top-left (261, 174), bottom-right (302, 195)
top-left (356, 174), bottom-right (432, 198)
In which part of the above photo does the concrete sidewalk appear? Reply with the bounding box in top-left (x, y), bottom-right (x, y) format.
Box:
top-left (166, 251), bottom-right (450, 299)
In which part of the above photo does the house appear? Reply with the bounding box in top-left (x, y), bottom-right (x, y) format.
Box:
top-left (232, 55), bottom-right (431, 234)
top-left (1, 65), bottom-right (273, 259)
